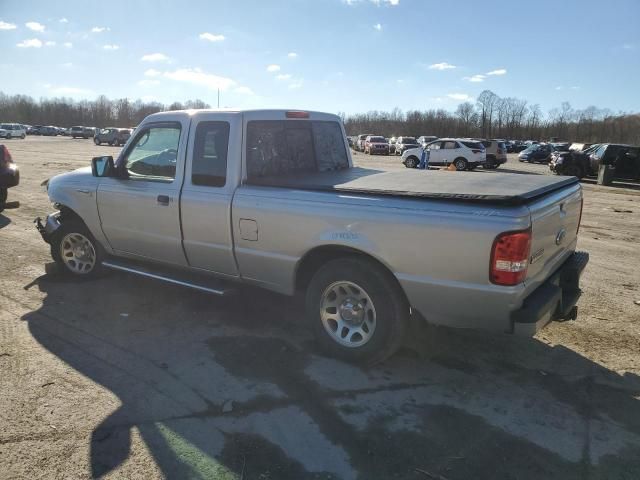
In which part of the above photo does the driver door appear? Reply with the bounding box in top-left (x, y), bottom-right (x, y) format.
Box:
top-left (97, 120), bottom-right (189, 266)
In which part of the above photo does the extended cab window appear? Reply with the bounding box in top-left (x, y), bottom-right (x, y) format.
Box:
top-left (123, 123), bottom-right (181, 181)
top-left (192, 121), bottom-right (230, 187)
top-left (246, 120), bottom-right (348, 179)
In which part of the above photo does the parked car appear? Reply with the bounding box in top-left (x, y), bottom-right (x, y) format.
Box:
top-left (0, 144), bottom-right (19, 211)
top-left (70, 126), bottom-right (95, 139)
top-left (388, 136), bottom-right (397, 154)
top-left (569, 143), bottom-right (593, 152)
top-left (401, 138), bottom-right (486, 170)
top-left (518, 143), bottom-right (554, 163)
top-left (37, 126), bottom-right (59, 136)
top-left (0, 123), bottom-right (27, 139)
top-left (473, 139), bottom-right (507, 169)
top-left (549, 144), bottom-right (601, 178)
top-left (354, 134), bottom-right (373, 152)
top-left (364, 135), bottom-right (390, 155)
top-left (394, 136), bottom-right (420, 155)
top-left (94, 128), bottom-right (131, 146)
top-left (417, 136), bottom-right (438, 148)
top-left (27, 125), bottom-right (42, 135)
top-left (35, 108), bottom-right (588, 364)
top-left (552, 143), bottom-right (571, 152)
top-left (507, 140), bottom-right (527, 153)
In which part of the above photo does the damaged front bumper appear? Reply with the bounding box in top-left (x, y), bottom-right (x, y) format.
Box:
top-left (35, 211), bottom-right (61, 244)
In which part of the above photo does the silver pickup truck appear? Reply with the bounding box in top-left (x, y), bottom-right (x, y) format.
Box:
top-left (36, 109), bottom-right (588, 364)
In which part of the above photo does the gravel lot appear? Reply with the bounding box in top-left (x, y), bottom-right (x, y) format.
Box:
top-left (1, 136), bottom-right (639, 479)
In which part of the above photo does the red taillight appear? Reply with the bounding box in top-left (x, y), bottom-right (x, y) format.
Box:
top-left (285, 111), bottom-right (309, 119)
top-left (577, 197), bottom-right (583, 234)
top-left (490, 229), bottom-right (532, 286)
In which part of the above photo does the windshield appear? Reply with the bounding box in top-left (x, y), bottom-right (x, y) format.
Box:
top-left (401, 137), bottom-right (416, 143)
top-left (369, 136), bottom-right (385, 142)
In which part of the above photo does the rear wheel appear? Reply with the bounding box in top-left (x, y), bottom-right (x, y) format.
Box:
top-left (110, 138), bottom-right (119, 146)
top-left (405, 156), bottom-right (418, 168)
top-left (21, 134), bottom-right (25, 139)
top-left (94, 137), bottom-right (101, 145)
top-left (306, 257), bottom-right (409, 365)
top-left (50, 219), bottom-right (105, 277)
top-left (454, 157), bottom-right (468, 171)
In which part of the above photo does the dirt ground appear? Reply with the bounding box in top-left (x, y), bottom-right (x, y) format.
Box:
top-left (1, 136), bottom-right (639, 480)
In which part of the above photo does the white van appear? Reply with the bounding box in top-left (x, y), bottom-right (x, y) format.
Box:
top-left (0, 123), bottom-right (27, 139)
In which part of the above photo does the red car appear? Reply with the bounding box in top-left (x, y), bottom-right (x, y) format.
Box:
top-left (0, 144), bottom-right (19, 211)
top-left (364, 135), bottom-right (390, 155)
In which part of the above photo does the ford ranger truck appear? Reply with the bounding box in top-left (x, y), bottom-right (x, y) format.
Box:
top-left (36, 109), bottom-right (588, 364)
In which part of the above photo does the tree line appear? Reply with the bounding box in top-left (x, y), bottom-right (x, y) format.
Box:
top-left (0, 91), bottom-right (210, 128)
top-left (1, 89), bottom-right (638, 144)
top-left (341, 90), bottom-right (640, 144)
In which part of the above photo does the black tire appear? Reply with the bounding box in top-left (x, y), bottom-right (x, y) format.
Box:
top-left (94, 137), bottom-right (101, 145)
top-left (50, 219), bottom-right (105, 278)
top-left (405, 156), bottom-right (419, 168)
top-left (306, 257), bottom-right (409, 365)
top-left (0, 188), bottom-right (7, 212)
top-left (454, 157), bottom-right (468, 171)
top-left (21, 134), bottom-right (25, 139)
top-left (110, 139), bottom-right (119, 146)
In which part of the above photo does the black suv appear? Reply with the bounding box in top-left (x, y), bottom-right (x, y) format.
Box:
top-left (550, 143), bottom-right (640, 179)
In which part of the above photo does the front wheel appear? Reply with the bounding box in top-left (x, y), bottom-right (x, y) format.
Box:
top-left (21, 134), bottom-right (25, 139)
top-left (405, 156), bottom-right (418, 168)
top-left (454, 157), bottom-right (468, 171)
top-left (50, 219), bottom-right (105, 277)
top-left (94, 138), bottom-right (101, 145)
top-left (0, 188), bottom-right (7, 211)
top-left (306, 257), bottom-right (409, 365)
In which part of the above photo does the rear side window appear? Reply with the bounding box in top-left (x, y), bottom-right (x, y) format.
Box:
top-left (481, 140), bottom-right (491, 147)
top-left (461, 141), bottom-right (483, 149)
top-left (246, 120), bottom-right (348, 178)
top-left (442, 141), bottom-right (458, 149)
top-left (192, 121), bottom-right (230, 187)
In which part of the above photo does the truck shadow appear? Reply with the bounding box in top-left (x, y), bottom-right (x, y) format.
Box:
top-left (21, 269), bottom-right (640, 479)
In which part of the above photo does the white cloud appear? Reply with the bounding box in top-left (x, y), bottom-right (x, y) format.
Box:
top-left (199, 32), bottom-right (225, 42)
top-left (373, 23), bottom-right (382, 31)
top-left (59, 18), bottom-right (68, 23)
top-left (464, 74), bottom-right (485, 83)
top-left (447, 93), bottom-right (471, 101)
top-left (570, 86), bottom-right (580, 90)
top-left (144, 68), bottom-right (161, 77)
top-left (45, 41), bottom-right (56, 46)
top-left (141, 52), bottom-right (170, 62)
top-left (287, 52), bottom-right (298, 58)
top-left (486, 68), bottom-right (507, 76)
top-left (276, 73), bottom-right (292, 80)
top-left (17, 38), bottom-right (43, 48)
top-left (266, 64), bottom-right (281, 72)
top-left (0, 21), bottom-right (17, 30)
top-left (622, 43), bottom-right (635, 50)
top-left (61, 62), bottom-right (73, 67)
top-left (234, 86), bottom-right (254, 95)
top-left (555, 86), bottom-right (563, 91)
top-left (138, 79), bottom-right (160, 87)
top-left (429, 62), bottom-right (456, 70)
top-left (163, 67), bottom-right (237, 91)
top-left (288, 80), bottom-right (303, 89)
top-left (91, 26), bottom-right (110, 33)
top-left (103, 44), bottom-right (119, 50)
top-left (63, 42), bottom-right (73, 48)
top-left (25, 22), bottom-right (45, 32)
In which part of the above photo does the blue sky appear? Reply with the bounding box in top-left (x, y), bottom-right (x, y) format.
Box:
top-left (1, 0), bottom-right (638, 116)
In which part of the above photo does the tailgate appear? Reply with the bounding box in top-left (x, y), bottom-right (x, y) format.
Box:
top-left (526, 183), bottom-right (582, 284)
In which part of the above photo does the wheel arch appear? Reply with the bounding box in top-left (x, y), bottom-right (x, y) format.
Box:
top-left (294, 245), bottom-right (408, 302)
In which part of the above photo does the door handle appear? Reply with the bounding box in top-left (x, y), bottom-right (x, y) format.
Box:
top-left (76, 189), bottom-right (92, 194)
top-left (157, 195), bottom-right (170, 205)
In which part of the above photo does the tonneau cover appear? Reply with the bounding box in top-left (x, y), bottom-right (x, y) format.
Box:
top-left (247, 168), bottom-right (579, 206)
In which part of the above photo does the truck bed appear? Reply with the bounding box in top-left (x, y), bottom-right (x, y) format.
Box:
top-left (247, 168), bottom-right (579, 206)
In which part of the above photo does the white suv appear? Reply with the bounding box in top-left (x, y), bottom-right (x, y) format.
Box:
top-left (401, 138), bottom-right (486, 170)
top-left (0, 123), bottom-right (27, 139)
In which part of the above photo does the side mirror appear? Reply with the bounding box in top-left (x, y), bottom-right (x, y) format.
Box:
top-left (91, 155), bottom-right (114, 177)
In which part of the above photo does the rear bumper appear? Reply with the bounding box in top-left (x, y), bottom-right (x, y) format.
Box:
top-left (511, 251), bottom-right (589, 335)
top-left (0, 164), bottom-right (19, 189)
